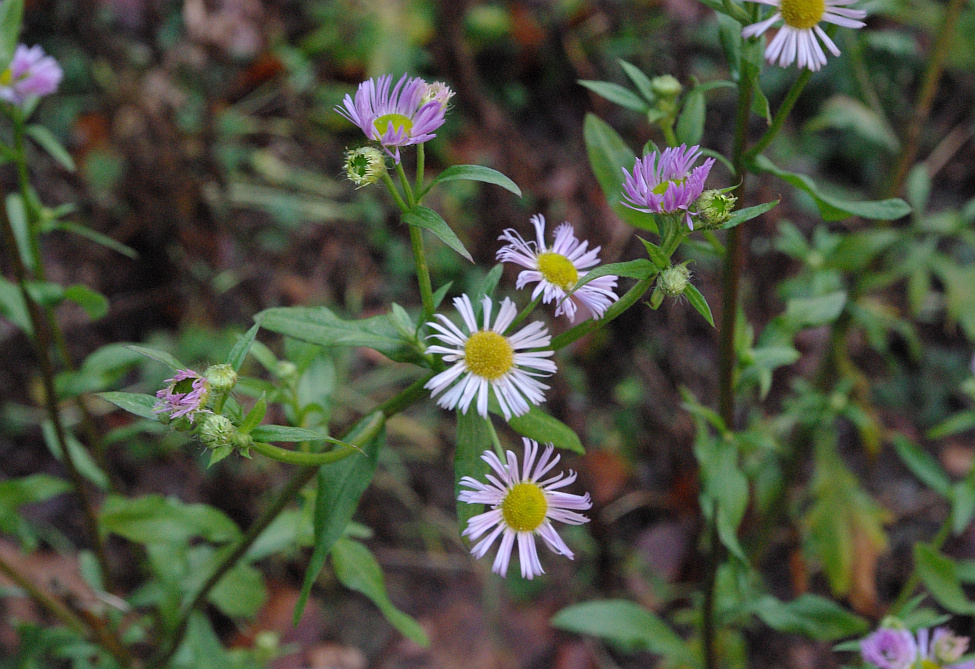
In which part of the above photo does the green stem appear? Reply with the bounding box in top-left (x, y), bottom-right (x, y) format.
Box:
top-left (550, 273), bottom-right (656, 351)
top-left (743, 69), bottom-right (813, 163)
top-left (505, 293), bottom-right (543, 334)
top-left (485, 418), bottom-right (505, 460)
top-left (884, 0), bottom-right (965, 198)
top-left (250, 440), bottom-right (361, 466)
top-left (661, 121), bottom-right (678, 148)
top-left (409, 224), bottom-right (436, 322)
top-left (0, 206), bottom-right (114, 592)
top-left (148, 373), bottom-right (434, 669)
top-left (395, 160), bottom-right (416, 208)
top-left (381, 173), bottom-right (409, 213)
top-left (415, 143), bottom-right (425, 202)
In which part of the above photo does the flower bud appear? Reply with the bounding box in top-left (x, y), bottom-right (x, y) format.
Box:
top-left (343, 146), bottom-right (386, 188)
top-left (198, 414), bottom-right (236, 450)
top-left (205, 363), bottom-right (238, 394)
top-left (695, 189), bottom-right (737, 227)
top-left (421, 81), bottom-right (454, 109)
top-left (657, 264), bottom-right (691, 297)
top-left (651, 75), bottom-right (682, 98)
top-left (932, 628), bottom-right (969, 663)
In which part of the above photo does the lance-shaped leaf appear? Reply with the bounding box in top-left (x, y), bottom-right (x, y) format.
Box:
top-left (402, 205), bottom-right (473, 263)
top-left (227, 323), bottom-right (260, 372)
top-left (455, 411), bottom-right (492, 543)
top-left (421, 164), bottom-right (521, 198)
top-left (506, 405), bottom-right (585, 455)
top-left (718, 200), bottom-right (779, 230)
top-left (98, 391), bottom-right (159, 420)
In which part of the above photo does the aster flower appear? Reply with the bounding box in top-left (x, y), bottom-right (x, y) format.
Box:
top-left (336, 74), bottom-right (448, 163)
top-left (621, 144), bottom-right (716, 230)
top-left (0, 45), bottom-right (63, 106)
top-left (458, 438), bottom-right (592, 579)
top-left (741, 0), bottom-right (866, 71)
top-left (496, 214), bottom-right (619, 323)
top-left (424, 294), bottom-right (556, 421)
top-left (921, 627), bottom-right (975, 669)
top-left (153, 369), bottom-right (210, 422)
top-left (861, 627), bottom-right (918, 669)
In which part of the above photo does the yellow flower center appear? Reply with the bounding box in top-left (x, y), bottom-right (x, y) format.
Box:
top-left (920, 661), bottom-right (940, 669)
top-left (0, 69), bottom-right (12, 86)
top-left (537, 252), bottom-right (579, 290)
top-left (652, 177), bottom-right (686, 196)
top-left (780, 0), bottom-right (826, 29)
top-left (464, 331), bottom-right (514, 381)
top-left (501, 482), bottom-right (549, 532)
top-left (373, 113), bottom-right (413, 138)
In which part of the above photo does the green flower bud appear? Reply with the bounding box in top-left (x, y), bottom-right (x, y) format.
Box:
top-left (651, 75), bottom-right (682, 98)
top-left (695, 189), bottom-right (737, 227)
top-left (231, 430), bottom-right (254, 451)
top-left (658, 264), bottom-right (691, 297)
top-left (198, 414), bottom-right (236, 450)
top-left (205, 363), bottom-right (238, 394)
top-left (274, 360), bottom-right (298, 381)
top-left (344, 146), bottom-right (386, 188)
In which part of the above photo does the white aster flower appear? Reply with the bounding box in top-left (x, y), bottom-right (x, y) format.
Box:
top-left (459, 438), bottom-right (592, 579)
top-left (741, 0), bottom-right (867, 71)
top-left (497, 214), bottom-right (620, 323)
top-left (424, 294), bottom-right (556, 420)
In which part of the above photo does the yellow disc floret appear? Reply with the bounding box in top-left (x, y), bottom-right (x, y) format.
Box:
top-left (0, 69), bottom-right (11, 86)
top-left (501, 482), bottom-right (549, 532)
top-left (537, 252), bottom-right (579, 290)
top-left (780, 0), bottom-right (826, 29)
top-left (373, 113), bottom-right (413, 138)
top-left (464, 331), bottom-right (514, 381)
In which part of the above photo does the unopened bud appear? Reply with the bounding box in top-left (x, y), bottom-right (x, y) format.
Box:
top-left (657, 264), bottom-right (691, 297)
top-left (198, 414), bottom-right (236, 450)
top-left (651, 75), bottom-right (682, 98)
top-left (343, 146), bottom-right (386, 188)
top-left (205, 363), bottom-right (238, 394)
top-left (695, 189), bottom-right (737, 227)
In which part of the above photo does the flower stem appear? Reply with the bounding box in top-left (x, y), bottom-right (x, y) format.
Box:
top-left (550, 273), bottom-right (656, 352)
top-left (415, 143), bottom-right (426, 201)
top-left (883, 0), bottom-right (966, 198)
top-left (743, 69), bottom-right (813, 164)
top-left (381, 173), bottom-right (409, 213)
top-left (148, 373), bottom-right (434, 669)
top-left (485, 418), bottom-right (505, 460)
top-left (395, 160), bottom-right (416, 208)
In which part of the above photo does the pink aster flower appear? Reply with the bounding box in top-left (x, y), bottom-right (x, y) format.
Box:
top-left (621, 144), bottom-right (716, 230)
top-left (921, 627), bottom-right (975, 669)
top-left (741, 0), bottom-right (866, 71)
top-left (458, 438), bottom-right (592, 579)
top-left (153, 369), bottom-right (210, 422)
top-left (424, 295), bottom-right (556, 421)
top-left (497, 214), bottom-right (620, 323)
top-left (0, 45), bottom-right (63, 106)
top-left (861, 627), bottom-right (918, 669)
top-left (336, 74), bottom-right (449, 163)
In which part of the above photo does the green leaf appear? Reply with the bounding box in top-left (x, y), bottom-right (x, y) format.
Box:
top-left (0, 0), bottom-right (24, 72)
top-left (915, 543), bottom-right (975, 614)
top-left (26, 125), bottom-right (77, 172)
top-left (953, 478), bottom-right (975, 535)
top-left (928, 411), bottom-right (975, 439)
top-left (455, 411), bottom-right (493, 542)
top-left (752, 155), bottom-right (911, 221)
top-left (97, 392), bottom-right (158, 420)
top-left (294, 412), bottom-right (385, 624)
top-left (583, 113), bottom-right (657, 232)
top-left (472, 263), bottom-right (504, 309)
top-left (63, 285), bottom-right (108, 320)
top-left (125, 345), bottom-right (186, 371)
top-left (0, 276), bottom-right (31, 333)
top-left (507, 405), bottom-right (585, 455)
top-left (684, 283), bottom-right (715, 327)
top-left (753, 594), bottom-right (868, 641)
top-left (99, 494), bottom-right (241, 545)
top-left (239, 395), bottom-right (267, 434)
top-left (718, 200), bottom-right (779, 230)
top-left (698, 439), bottom-right (748, 560)
top-left (675, 88), bottom-right (705, 146)
top-left (617, 60), bottom-right (656, 102)
top-left (402, 205), bottom-right (473, 263)
top-left (6, 193), bottom-right (32, 271)
top-left (784, 291), bottom-right (847, 328)
top-left (638, 237), bottom-right (670, 270)
top-left (257, 305), bottom-right (423, 365)
top-left (891, 434), bottom-right (951, 498)
top-left (805, 95), bottom-right (899, 152)
top-left (250, 424), bottom-right (350, 447)
top-left (0, 474), bottom-right (72, 548)
top-left (332, 539), bottom-right (429, 645)
top-left (208, 562), bottom-right (266, 618)
top-left (48, 221), bottom-right (138, 259)
top-left (552, 600), bottom-right (697, 664)
top-left (573, 259), bottom-right (656, 291)
top-left (422, 164), bottom-right (521, 198)
top-left (41, 420), bottom-right (109, 491)
top-left (578, 80), bottom-right (649, 112)
top-left (227, 323), bottom-right (260, 372)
